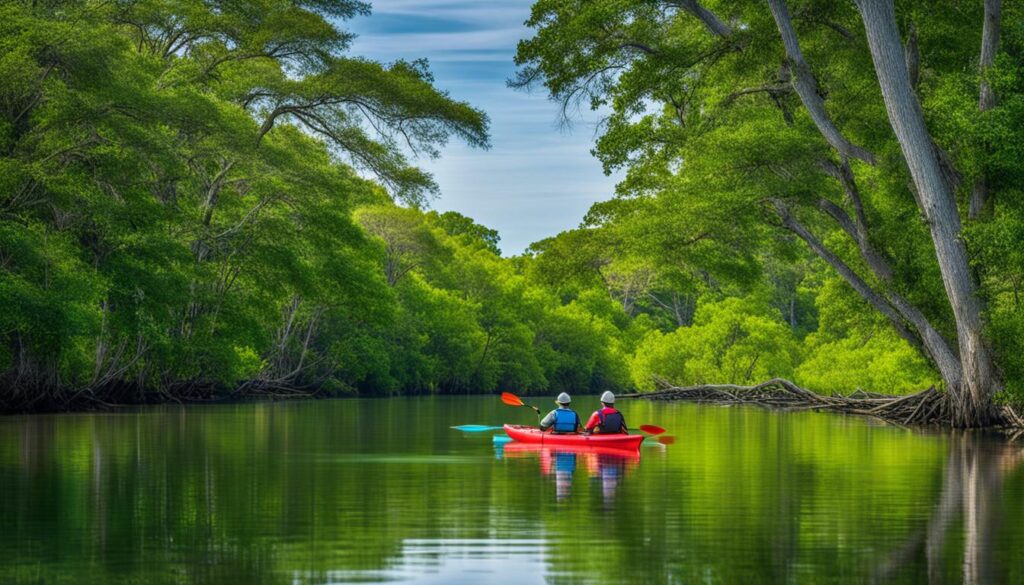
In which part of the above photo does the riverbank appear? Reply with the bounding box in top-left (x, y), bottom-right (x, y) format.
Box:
top-left (0, 382), bottom-right (603, 416)
top-left (0, 382), bottom-right (325, 415)
top-left (9, 375), bottom-right (1024, 433)
top-left (621, 378), bottom-right (1024, 431)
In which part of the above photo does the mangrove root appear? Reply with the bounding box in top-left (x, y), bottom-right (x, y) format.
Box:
top-left (620, 378), bottom-right (1024, 429)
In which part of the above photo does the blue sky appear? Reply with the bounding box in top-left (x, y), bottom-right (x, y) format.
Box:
top-left (346, 0), bottom-right (620, 255)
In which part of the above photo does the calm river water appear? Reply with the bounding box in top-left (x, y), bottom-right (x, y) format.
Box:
top-left (1, 396), bottom-right (1023, 584)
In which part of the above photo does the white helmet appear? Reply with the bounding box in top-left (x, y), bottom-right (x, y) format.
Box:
top-left (600, 391), bottom-right (615, 404)
top-left (556, 392), bottom-right (571, 404)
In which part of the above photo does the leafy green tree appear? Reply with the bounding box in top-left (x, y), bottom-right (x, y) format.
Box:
top-left (355, 205), bottom-right (450, 287)
top-left (0, 0), bottom-right (489, 407)
top-left (795, 277), bottom-right (938, 395)
top-left (515, 0), bottom-right (1024, 425)
top-left (630, 295), bottom-right (801, 390)
top-left (427, 210), bottom-right (502, 255)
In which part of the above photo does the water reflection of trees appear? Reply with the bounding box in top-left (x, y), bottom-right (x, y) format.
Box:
top-left (7, 402), bottom-right (1024, 585)
top-left (875, 433), bottom-right (1024, 585)
top-left (0, 403), bottom-right (478, 584)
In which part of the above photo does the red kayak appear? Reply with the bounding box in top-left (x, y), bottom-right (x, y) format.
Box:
top-left (502, 425), bottom-right (644, 451)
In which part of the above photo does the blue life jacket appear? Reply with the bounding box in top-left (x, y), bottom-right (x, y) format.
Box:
top-left (552, 409), bottom-right (579, 433)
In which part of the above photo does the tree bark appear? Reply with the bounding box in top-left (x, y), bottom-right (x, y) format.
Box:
top-left (767, 0), bottom-right (876, 165)
top-left (969, 0), bottom-right (1001, 220)
top-left (200, 160), bottom-right (234, 228)
top-left (773, 199), bottom-right (964, 388)
top-left (977, 0), bottom-right (1002, 115)
top-left (673, 0), bottom-right (733, 38)
top-left (855, 0), bottom-right (996, 426)
top-left (818, 158), bottom-right (894, 282)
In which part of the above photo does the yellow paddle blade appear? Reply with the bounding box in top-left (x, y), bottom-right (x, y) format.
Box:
top-left (500, 392), bottom-right (524, 407)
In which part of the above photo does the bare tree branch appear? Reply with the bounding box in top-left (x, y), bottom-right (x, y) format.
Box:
top-left (667, 0), bottom-right (733, 38)
top-left (772, 198), bottom-right (964, 387)
top-left (767, 0), bottom-right (876, 165)
top-left (772, 199), bottom-right (909, 340)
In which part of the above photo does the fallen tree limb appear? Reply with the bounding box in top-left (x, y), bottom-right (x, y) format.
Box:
top-left (621, 378), bottom-right (1023, 429)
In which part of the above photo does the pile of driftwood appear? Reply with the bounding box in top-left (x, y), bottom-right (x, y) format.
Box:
top-left (621, 378), bottom-right (1024, 429)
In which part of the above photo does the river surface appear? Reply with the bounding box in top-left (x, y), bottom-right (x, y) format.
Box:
top-left (1, 396), bottom-right (1023, 584)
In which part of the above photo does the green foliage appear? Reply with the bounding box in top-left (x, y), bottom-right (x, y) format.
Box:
top-left (630, 295), bottom-right (801, 390)
top-left (967, 203), bottom-right (1024, 400)
top-left (793, 277), bottom-right (939, 394)
top-left (0, 0), bottom-right (501, 406)
top-left (990, 309), bottom-right (1024, 400)
top-left (340, 208), bottom-right (639, 397)
top-left (796, 333), bottom-right (938, 396)
top-left (5, 0), bottom-right (1015, 409)
top-left (426, 210), bottom-right (502, 255)
top-left (513, 0), bottom-right (1024, 403)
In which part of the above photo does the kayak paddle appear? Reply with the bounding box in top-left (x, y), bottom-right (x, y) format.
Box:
top-left (637, 424), bottom-right (674, 446)
top-left (500, 392), bottom-right (541, 416)
top-left (451, 425), bottom-right (504, 432)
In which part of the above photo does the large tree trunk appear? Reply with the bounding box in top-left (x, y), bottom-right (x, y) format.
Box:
top-left (854, 0), bottom-right (996, 426)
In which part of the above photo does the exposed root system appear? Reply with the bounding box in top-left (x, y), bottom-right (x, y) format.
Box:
top-left (621, 378), bottom-right (1024, 429)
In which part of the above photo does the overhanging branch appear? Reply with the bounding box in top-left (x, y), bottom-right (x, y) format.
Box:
top-left (767, 0), bottom-right (876, 165)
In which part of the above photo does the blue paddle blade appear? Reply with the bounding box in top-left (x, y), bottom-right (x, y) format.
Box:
top-left (451, 425), bottom-right (504, 432)
top-left (492, 434), bottom-right (512, 444)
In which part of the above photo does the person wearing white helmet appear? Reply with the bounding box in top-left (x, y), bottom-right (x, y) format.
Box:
top-left (584, 391), bottom-right (627, 434)
top-left (539, 392), bottom-right (581, 434)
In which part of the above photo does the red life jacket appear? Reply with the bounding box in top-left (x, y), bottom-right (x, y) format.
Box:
top-left (597, 408), bottom-right (626, 434)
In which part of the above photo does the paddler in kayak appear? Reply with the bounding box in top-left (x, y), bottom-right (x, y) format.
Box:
top-left (539, 392), bottom-right (582, 434)
top-left (584, 391), bottom-right (627, 434)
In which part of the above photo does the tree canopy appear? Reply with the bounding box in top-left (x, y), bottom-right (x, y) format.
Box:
top-left (514, 0), bottom-right (1024, 426)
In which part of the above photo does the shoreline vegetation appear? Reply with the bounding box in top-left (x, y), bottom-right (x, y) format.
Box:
top-left (623, 378), bottom-right (1024, 431)
top-left (17, 375), bottom-right (1024, 436)
top-left (12, 377), bottom-right (1024, 436)
top-left (4, 2), bottom-right (1024, 427)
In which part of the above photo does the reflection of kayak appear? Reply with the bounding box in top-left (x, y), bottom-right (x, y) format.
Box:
top-left (502, 441), bottom-right (641, 463)
top-left (502, 425), bottom-right (644, 451)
